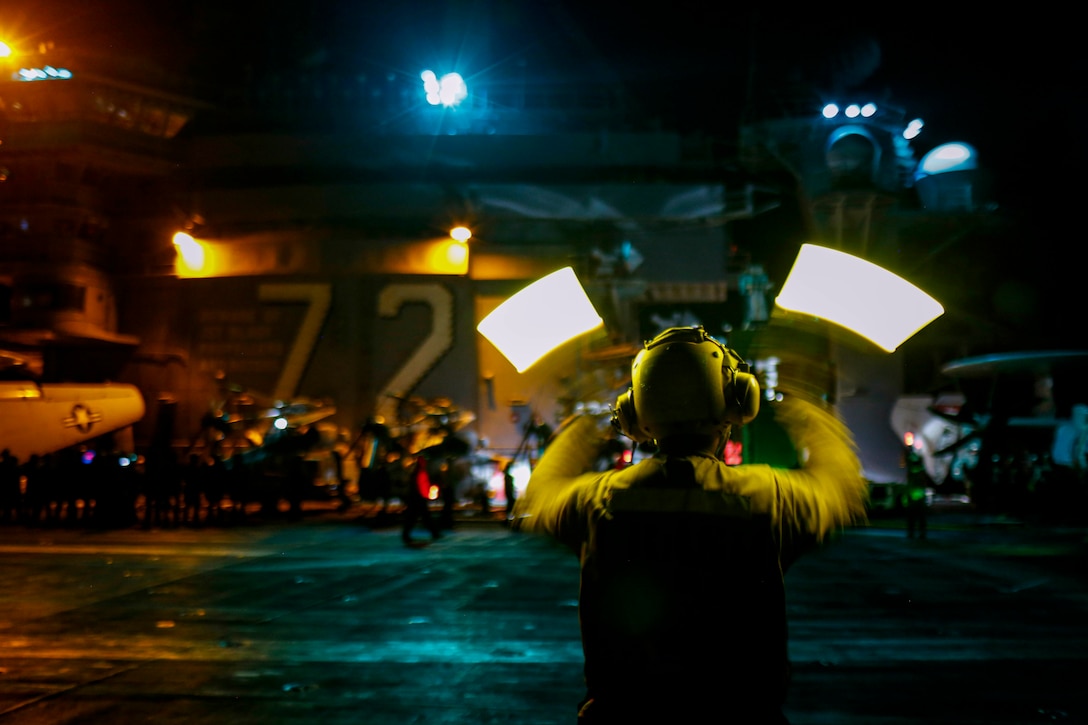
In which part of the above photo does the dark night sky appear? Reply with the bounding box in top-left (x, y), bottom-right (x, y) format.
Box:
top-left (4, 2), bottom-right (1086, 351)
top-left (9, 1), bottom-right (1081, 182)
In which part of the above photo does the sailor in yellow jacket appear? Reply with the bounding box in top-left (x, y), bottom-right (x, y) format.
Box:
top-left (513, 326), bottom-right (868, 723)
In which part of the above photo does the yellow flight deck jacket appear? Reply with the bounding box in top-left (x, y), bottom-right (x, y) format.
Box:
top-left (513, 396), bottom-right (868, 720)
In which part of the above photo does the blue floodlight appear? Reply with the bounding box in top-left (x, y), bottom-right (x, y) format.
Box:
top-left (903, 118), bottom-right (924, 140)
top-left (861, 102), bottom-right (877, 117)
top-left (822, 103), bottom-right (840, 119)
top-left (15, 65), bottom-right (72, 81)
top-left (845, 104), bottom-right (861, 118)
top-left (421, 69), bottom-right (468, 108)
top-left (917, 142), bottom-right (977, 177)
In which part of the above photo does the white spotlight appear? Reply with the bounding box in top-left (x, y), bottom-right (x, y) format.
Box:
top-left (903, 118), bottom-right (925, 140)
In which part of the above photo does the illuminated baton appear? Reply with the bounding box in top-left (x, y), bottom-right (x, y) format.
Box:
top-left (774, 244), bottom-right (944, 353)
top-left (477, 267), bottom-right (605, 372)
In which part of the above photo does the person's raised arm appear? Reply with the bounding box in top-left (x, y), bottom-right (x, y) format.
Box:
top-left (512, 415), bottom-right (604, 540)
top-left (770, 394), bottom-right (869, 550)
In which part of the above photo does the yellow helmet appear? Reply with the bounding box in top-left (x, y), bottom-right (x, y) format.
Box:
top-left (612, 326), bottom-right (759, 444)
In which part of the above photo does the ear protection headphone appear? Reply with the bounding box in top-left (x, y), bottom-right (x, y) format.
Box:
top-left (612, 326), bottom-right (759, 444)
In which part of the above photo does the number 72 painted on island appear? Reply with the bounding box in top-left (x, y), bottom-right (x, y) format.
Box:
top-left (256, 282), bottom-right (454, 421)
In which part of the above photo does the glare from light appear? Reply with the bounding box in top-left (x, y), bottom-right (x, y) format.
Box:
top-left (903, 118), bottom-right (924, 140)
top-left (172, 232), bottom-right (205, 274)
top-left (861, 102), bottom-right (877, 117)
top-left (421, 238), bottom-right (469, 274)
top-left (422, 70), bottom-right (440, 105)
top-left (775, 244), bottom-right (944, 353)
top-left (822, 103), bottom-right (839, 118)
top-left (845, 104), bottom-right (861, 118)
top-left (0, 41), bottom-right (11, 58)
top-left (274, 417), bottom-right (288, 430)
top-left (445, 239), bottom-right (468, 267)
top-left (450, 226), bottom-right (472, 242)
top-left (487, 459), bottom-right (531, 502)
top-left (439, 72), bottom-right (467, 106)
top-left (477, 267), bottom-right (604, 373)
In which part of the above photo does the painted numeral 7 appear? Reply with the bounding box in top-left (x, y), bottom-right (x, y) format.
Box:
top-left (258, 283), bottom-right (332, 401)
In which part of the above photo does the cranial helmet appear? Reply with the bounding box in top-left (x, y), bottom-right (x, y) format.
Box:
top-left (612, 326), bottom-right (759, 444)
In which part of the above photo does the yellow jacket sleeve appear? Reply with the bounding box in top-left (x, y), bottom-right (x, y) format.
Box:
top-left (762, 397), bottom-right (869, 560)
top-left (512, 416), bottom-right (608, 547)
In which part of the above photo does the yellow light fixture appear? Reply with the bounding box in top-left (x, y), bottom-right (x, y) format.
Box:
top-left (172, 231), bottom-right (206, 275)
top-left (774, 244), bottom-right (944, 352)
top-left (477, 266), bottom-right (604, 372)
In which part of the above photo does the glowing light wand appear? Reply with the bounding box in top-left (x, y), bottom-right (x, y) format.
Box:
top-left (774, 244), bottom-right (944, 353)
top-left (477, 267), bottom-right (605, 373)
